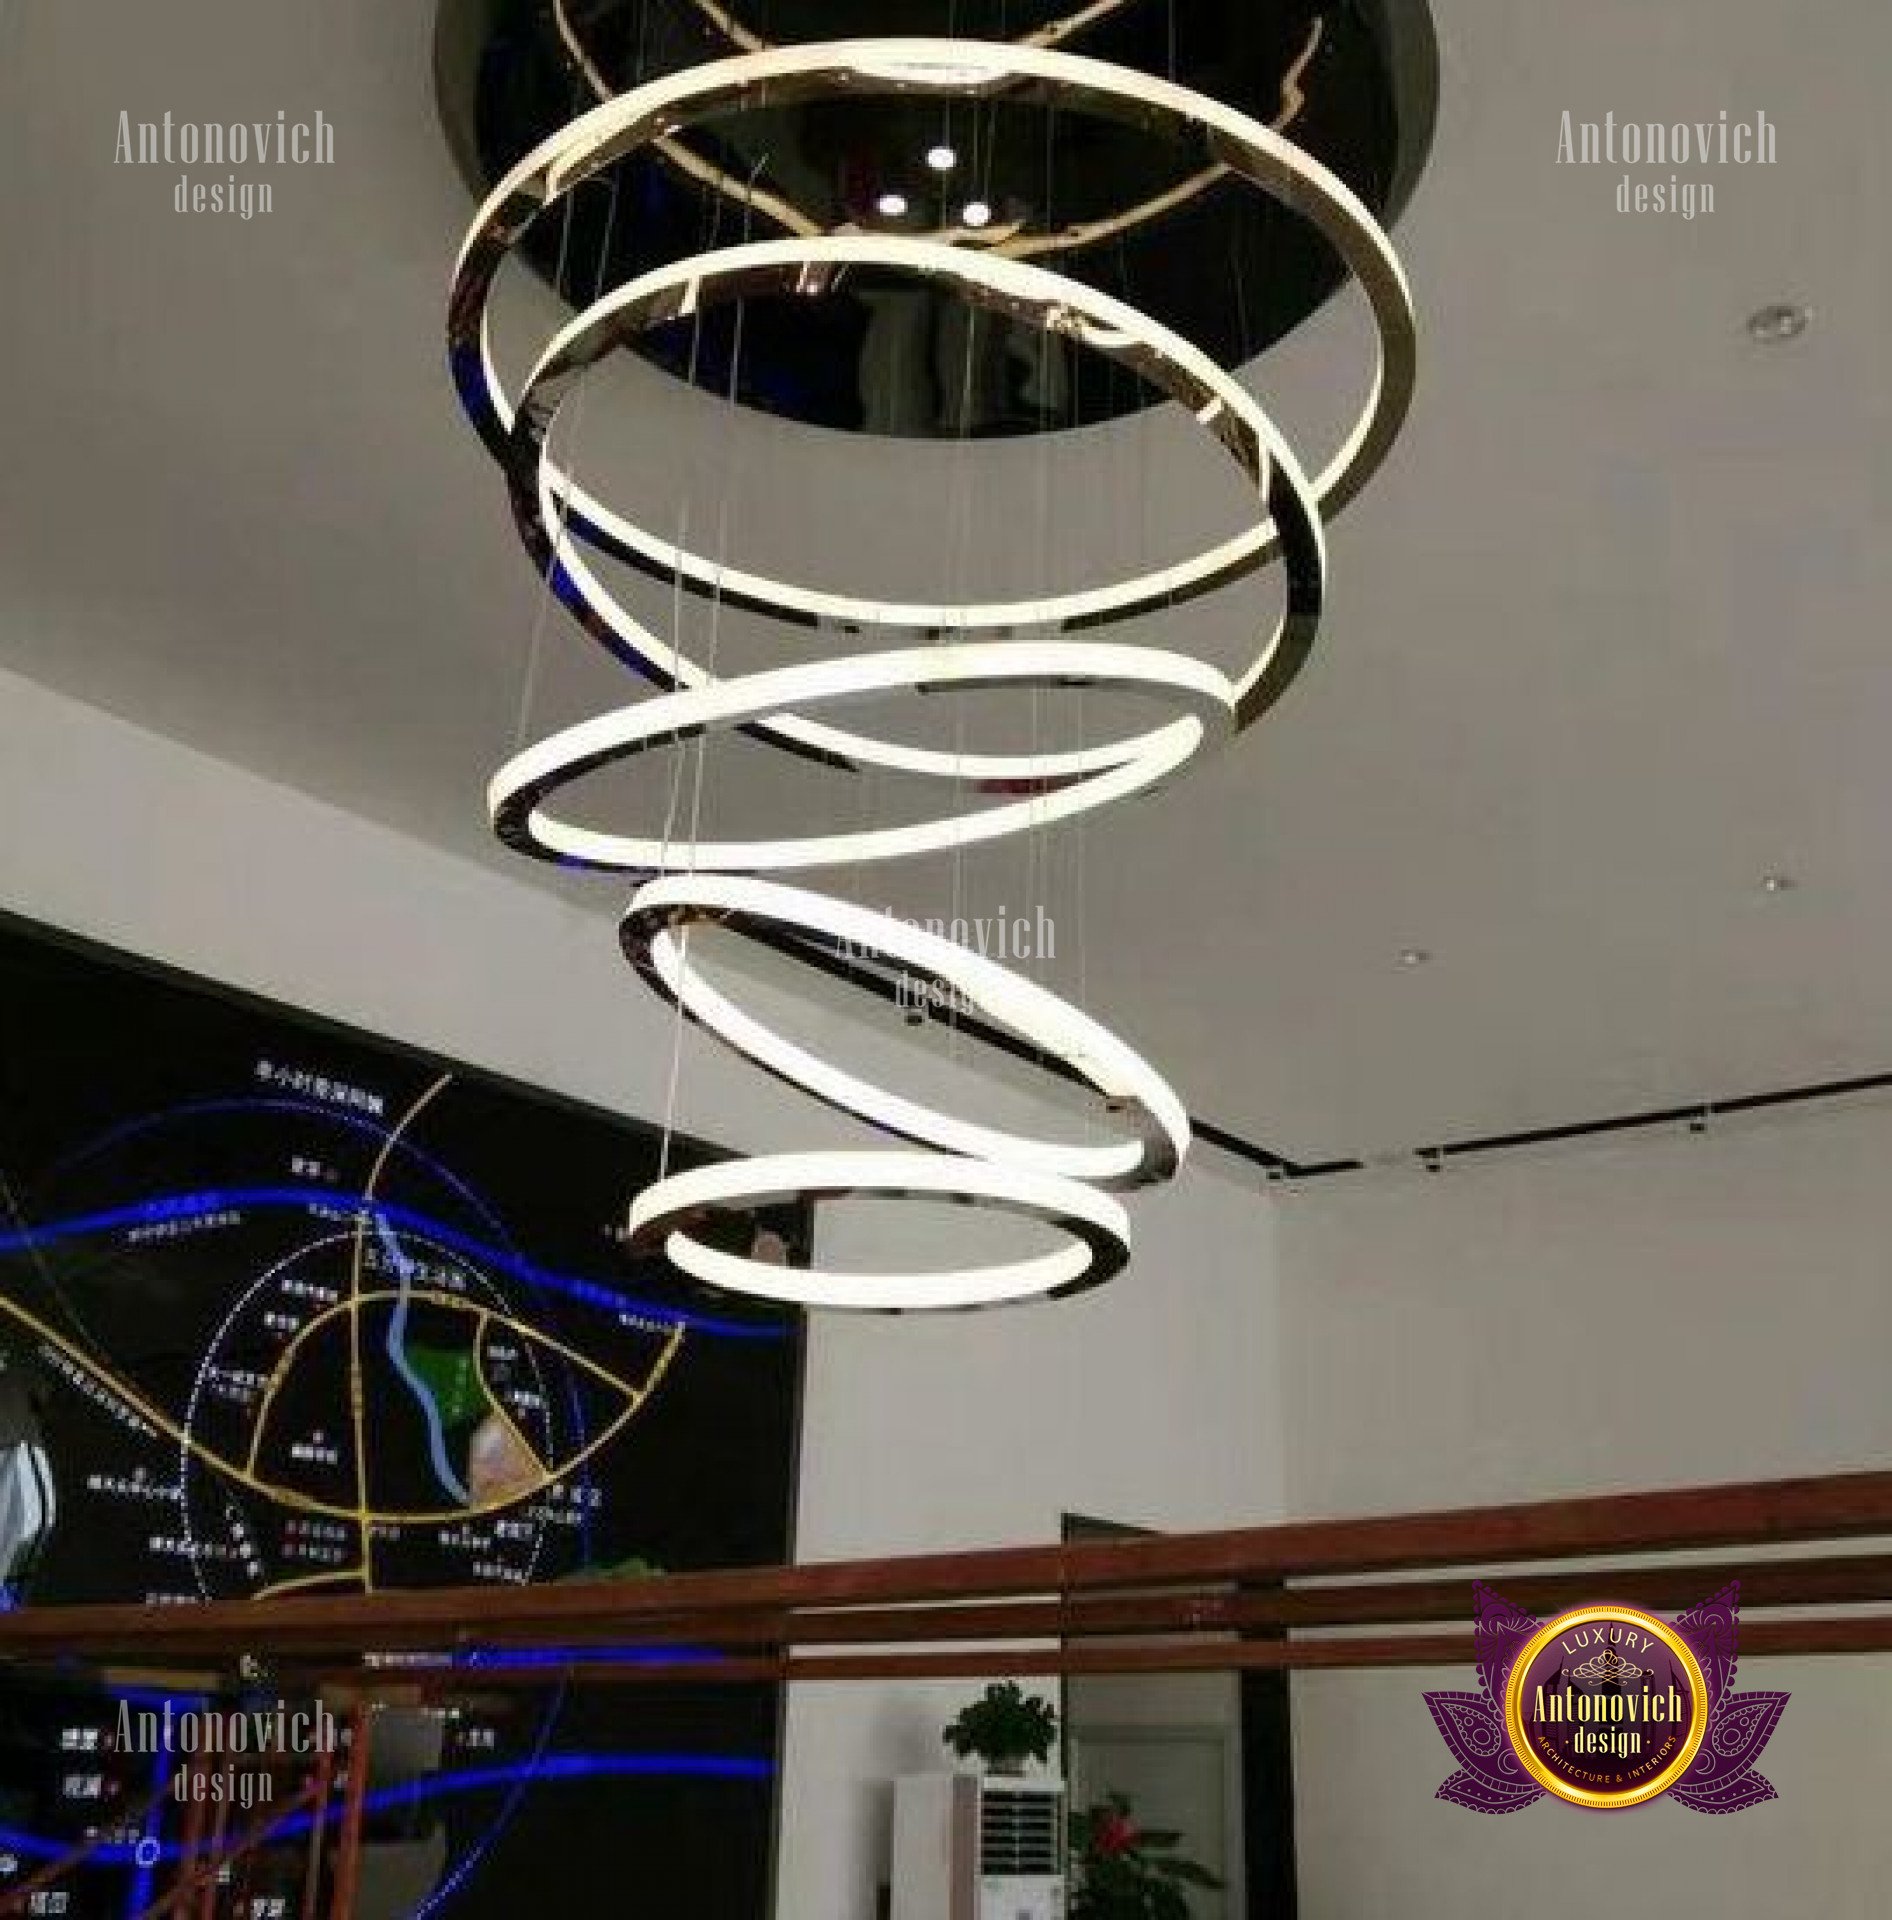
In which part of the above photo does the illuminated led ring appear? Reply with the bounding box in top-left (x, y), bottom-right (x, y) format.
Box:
top-left (507, 231), bottom-right (1324, 786)
top-left (449, 37), bottom-right (1415, 734)
top-left (621, 873), bottom-right (1190, 1187)
top-left (452, 40), bottom-right (1417, 1308)
top-left (627, 1152), bottom-right (1130, 1311)
top-left (488, 640), bottom-right (1234, 873)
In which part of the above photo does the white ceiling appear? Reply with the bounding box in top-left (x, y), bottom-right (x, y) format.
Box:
top-left (1, 0), bottom-right (1887, 1164)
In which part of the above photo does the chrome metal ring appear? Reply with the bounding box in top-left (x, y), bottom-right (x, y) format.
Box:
top-left (621, 873), bottom-right (1188, 1189)
top-left (506, 232), bottom-right (1324, 782)
top-left (627, 1150), bottom-right (1130, 1311)
top-left (449, 37), bottom-right (1412, 736)
top-left (488, 639), bottom-right (1233, 872)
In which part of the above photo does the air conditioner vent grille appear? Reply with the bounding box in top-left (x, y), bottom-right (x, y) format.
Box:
top-left (979, 1787), bottom-right (1062, 1879)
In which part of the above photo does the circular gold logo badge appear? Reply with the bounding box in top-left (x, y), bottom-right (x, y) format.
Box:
top-left (1502, 1604), bottom-right (1710, 1809)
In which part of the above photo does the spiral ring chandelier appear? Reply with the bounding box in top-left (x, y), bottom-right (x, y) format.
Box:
top-left (449, 38), bottom-right (1416, 1311)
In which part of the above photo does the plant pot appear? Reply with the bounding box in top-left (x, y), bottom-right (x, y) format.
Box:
top-left (985, 1755), bottom-right (1030, 1777)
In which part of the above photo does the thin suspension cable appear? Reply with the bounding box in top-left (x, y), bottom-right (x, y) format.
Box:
top-left (655, 145), bottom-right (754, 1182)
top-left (451, 39), bottom-right (1409, 1307)
top-left (509, 111), bottom-right (594, 758)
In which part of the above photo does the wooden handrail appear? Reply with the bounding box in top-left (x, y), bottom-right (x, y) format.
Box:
top-left (350, 1611), bottom-right (1892, 1692)
top-left (0, 1469), bottom-right (1885, 1678)
top-left (339, 1548), bottom-right (1892, 1651)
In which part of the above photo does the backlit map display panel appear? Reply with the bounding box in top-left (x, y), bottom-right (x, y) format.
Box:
top-left (0, 914), bottom-right (804, 1917)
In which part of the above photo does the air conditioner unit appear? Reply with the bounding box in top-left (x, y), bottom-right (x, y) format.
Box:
top-left (891, 1772), bottom-right (1066, 1920)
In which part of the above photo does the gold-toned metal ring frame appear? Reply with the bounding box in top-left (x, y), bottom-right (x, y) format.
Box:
top-left (501, 229), bottom-right (1322, 786)
top-left (486, 638), bottom-right (1232, 873)
top-left (448, 37), bottom-right (1416, 1310)
top-left (543, 0), bottom-right (1324, 262)
top-left (626, 1149), bottom-right (1131, 1312)
top-left (449, 37), bottom-right (1413, 728)
top-left (1502, 1604), bottom-right (1711, 1810)
top-left (619, 873), bottom-right (1189, 1191)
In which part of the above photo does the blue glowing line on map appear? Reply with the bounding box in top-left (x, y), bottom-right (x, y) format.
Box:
top-left (109, 1686), bottom-right (208, 1710)
top-left (0, 1753), bottom-right (772, 1866)
top-left (125, 1743), bottom-right (174, 1919)
top-left (46, 1100), bottom-right (512, 1245)
top-left (455, 1646), bottom-right (722, 1670)
top-left (0, 1188), bottom-right (786, 1340)
top-left (408, 1325), bottom-right (605, 1913)
top-left (561, 1369), bottom-right (596, 1564)
top-left (376, 1213), bottom-right (473, 1506)
top-left (2, 1111), bottom-right (785, 1910)
top-left (414, 1719), bottom-right (548, 1918)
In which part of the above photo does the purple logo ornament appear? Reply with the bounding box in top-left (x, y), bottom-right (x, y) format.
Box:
top-left (1426, 1582), bottom-right (1788, 1812)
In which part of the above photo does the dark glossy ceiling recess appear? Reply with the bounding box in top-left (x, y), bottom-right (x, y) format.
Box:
top-left (440, 0), bottom-right (1437, 436)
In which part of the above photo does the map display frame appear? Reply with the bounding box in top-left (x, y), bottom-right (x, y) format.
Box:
top-left (0, 908), bottom-right (807, 1919)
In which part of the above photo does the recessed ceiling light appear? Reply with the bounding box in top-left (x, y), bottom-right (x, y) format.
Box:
top-left (1759, 872), bottom-right (1797, 895)
top-left (1746, 302), bottom-right (1809, 345)
top-left (926, 144), bottom-right (958, 172)
top-left (1398, 947), bottom-right (1431, 968)
top-left (962, 199), bottom-right (994, 229)
top-left (876, 191), bottom-right (909, 218)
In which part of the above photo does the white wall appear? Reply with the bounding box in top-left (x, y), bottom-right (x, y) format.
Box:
top-left (783, 1164), bottom-right (1284, 1918)
top-left (1293, 1655), bottom-right (1892, 1920)
top-left (0, 664), bottom-right (1288, 1918)
top-left (1275, 1115), bottom-right (1892, 1920)
top-left (15, 664), bottom-right (1889, 1917)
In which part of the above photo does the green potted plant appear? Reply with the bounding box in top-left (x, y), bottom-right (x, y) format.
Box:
top-left (1069, 1793), bottom-right (1223, 1920)
top-left (940, 1682), bottom-right (1059, 1775)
